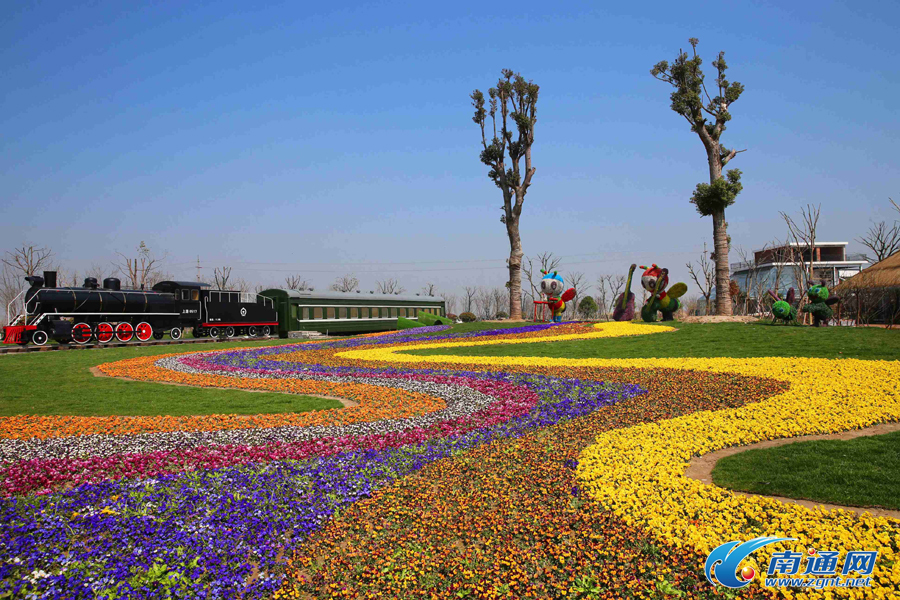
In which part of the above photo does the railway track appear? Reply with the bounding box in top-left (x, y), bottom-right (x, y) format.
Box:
top-left (0, 335), bottom-right (281, 355)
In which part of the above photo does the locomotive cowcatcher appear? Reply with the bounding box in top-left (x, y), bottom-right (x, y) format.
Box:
top-left (2, 271), bottom-right (278, 346)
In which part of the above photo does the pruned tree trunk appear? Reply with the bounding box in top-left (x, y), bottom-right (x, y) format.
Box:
top-left (506, 217), bottom-right (523, 320)
top-left (712, 208), bottom-right (732, 315)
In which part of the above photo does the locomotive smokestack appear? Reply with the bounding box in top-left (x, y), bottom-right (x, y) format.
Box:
top-left (43, 271), bottom-right (57, 288)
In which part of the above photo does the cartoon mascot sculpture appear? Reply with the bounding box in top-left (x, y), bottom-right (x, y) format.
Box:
top-left (767, 288), bottom-right (798, 324)
top-left (802, 282), bottom-right (840, 327)
top-left (540, 270), bottom-right (576, 323)
top-left (638, 264), bottom-right (687, 322)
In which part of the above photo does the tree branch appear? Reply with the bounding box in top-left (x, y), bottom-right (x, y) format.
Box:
top-left (721, 148), bottom-right (747, 165)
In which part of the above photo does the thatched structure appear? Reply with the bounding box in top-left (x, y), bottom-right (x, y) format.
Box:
top-left (835, 252), bottom-right (900, 292)
top-left (835, 252), bottom-right (900, 324)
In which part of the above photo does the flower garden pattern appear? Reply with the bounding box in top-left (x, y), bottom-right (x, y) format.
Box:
top-left (0, 321), bottom-right (896, 599)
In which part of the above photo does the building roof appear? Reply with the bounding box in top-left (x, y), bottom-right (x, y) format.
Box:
top-left (258, 289), bottom-right (444, 302)
top-left (834, 252), bottom-right (900, 292)
top-left (731, 259), bottom-right (868, 274)
top-left (752, 241), bottom-right (849, 252)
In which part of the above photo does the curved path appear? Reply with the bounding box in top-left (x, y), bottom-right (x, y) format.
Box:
top-left (685, 421), bottom-right (900, 520)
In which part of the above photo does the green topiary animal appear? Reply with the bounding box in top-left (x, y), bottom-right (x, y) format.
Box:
top-left (767, 288), bottom-right (798, 324)
top-left (802, 282), bottom-right (840, 327)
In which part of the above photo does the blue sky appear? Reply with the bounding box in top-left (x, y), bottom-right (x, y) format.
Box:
top-left (2, 0), bottom-right (898, 300)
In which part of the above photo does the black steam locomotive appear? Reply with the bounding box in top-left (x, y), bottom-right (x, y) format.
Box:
top-left (2, 271), bottom-right (278, 346)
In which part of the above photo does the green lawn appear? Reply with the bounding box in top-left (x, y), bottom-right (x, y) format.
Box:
top-left (0, 339), bottom-right (342, 417)
top-left (404, 321), bottom-right (900, 361)
top-left (0, 321), bottom-right (532, 417)
top-left (711, 431), bottom-right (900, 510)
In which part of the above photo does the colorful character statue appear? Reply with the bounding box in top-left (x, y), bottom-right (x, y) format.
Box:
top-left (540, 270), bottom-right (576, 323)
top-left (612, 264), bottom-right (637, 321)
top-left (639, 264), bottom-right (687, 322)
top-left (802, 282), bottom-right (840, 327)
top-left (767, 288), bottom-right (798, 324)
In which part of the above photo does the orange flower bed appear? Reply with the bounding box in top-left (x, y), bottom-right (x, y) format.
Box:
top-left (0, 354), bottom-right (446, 440)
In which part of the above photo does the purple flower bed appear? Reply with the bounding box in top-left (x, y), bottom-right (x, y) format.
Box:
top-left (0, 366), bottom-right (644, 599)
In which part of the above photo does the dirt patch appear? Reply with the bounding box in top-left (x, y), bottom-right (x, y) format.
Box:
top-left (685, 422), bottom-right (900, 519)
top-left (678, 315), bottom-right (759, 324)
top-left (89, 366), bottom-right (358, 408)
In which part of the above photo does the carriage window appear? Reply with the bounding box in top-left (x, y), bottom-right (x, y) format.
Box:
top-left (181, 290), bottom-right (190, 300)
top-left (350, 307), bottom-right (358, 318)
top-left (313, 307), bottom-right (323, 319)
top-left (192, 290), bottom-right (199, 301)
top-left (339, 307), bottom-right (347, 319)
top-left (390, 307), bottom-right (397, 317)
top-left (327, 307), bottom-right (335, 319)
top-left (302, 308), bottom-right (309, 320)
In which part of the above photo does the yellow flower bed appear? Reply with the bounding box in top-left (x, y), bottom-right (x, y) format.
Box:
top-left (341, 322), bottom-right (900, 599)
top-left (336, 320), bottom-right (674, 364)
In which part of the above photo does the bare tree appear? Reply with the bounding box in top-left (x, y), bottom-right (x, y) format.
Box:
top-left (0, 264), bottom-right (22, 325)
top-left (214, 266), bottom-right (232, 290)
top-left (231, 278), bottom-right (251, 293)
top-left (596, 274), bottom-right (626, 320)
top-left (564, 271), bottom-right (587, 320)
top-left (857, 220), bottom-right (900, 263)
top-left (470, 70), bottom-right (539, 320)
top-left (2, 244), bottom-right (54, 278)
top-left (734, 246), bottom-right (767, 315)
top-left (284, 274), bottom-right (311, 290)
top-left (686, 249), bottom-right (715, 315)
top-left (490, 287), bottom-right (509, 317)
top-left (781, 204), bottom-right (821, 288)
top-left (57, 264), bottom-right (103, 288)
top-left (375, 278), bottom-right (405, 295)
top-left (682, 296), bottom-right (703, 316)
top-left (114, 241), bottom-right (166, 290)
top-left (444, 293), bottom-right (458, 315)
top-left (463, 286), bottom-right (478, 313)
top-left (475, 287), bottom-right (493, 320)
top-left (421, 282), bottom-right (438, 296)
top-left (331, 274), bottom-right (359, 293)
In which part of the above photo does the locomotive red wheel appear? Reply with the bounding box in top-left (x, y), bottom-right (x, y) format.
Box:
top-left (72, 323), bottom-right (93, 345)
top-left (115, 322), bottom-right (134, 342)
top-left (135, 322), bottom-right (153, 342)
top-left (96, 322), bottom-right (114, 343)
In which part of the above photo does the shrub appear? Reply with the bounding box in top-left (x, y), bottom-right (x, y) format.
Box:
top-left (495, 311), bottom-right (509, 319)
top-left (447, 313), bottom-right (458, 320)
top-left (459, 312), bottom-right (477, 323)
top-left (578, 296), bottom-right (598, 320)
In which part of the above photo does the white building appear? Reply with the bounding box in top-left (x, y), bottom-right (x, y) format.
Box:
top-left (731, 242), bottom-right (869, 299)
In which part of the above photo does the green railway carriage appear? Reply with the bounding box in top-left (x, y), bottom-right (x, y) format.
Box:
top-left (258, 289), bottom-right (447, 336)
